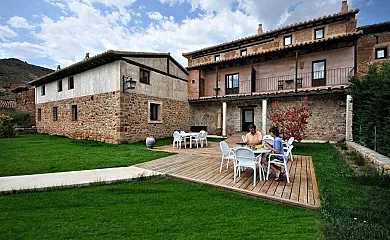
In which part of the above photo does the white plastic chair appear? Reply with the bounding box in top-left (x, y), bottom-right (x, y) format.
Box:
top-left (180, 130), bottom-right (188, 147)
top-left (200, 131), bottom-right (208, 147)
top-left (219, 141), bottom-right (235, 173)
top-left (192, 132), bottom-right (202, 148)
top-left (283, 137), bottom-right (294, 161)
top-left (241, 135), bottom-right (246, 142)
top-left (266, 145), bottom-right (294, 183)
top-left (173, 131), bottom-right (186, 149)
top-left (262, 135), bottom-right (274, 147)
top-left (234, 147), bottom-right (264, 186)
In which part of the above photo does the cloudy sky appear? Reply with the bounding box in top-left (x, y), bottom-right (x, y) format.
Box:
top-left (0, 0), bottom-right (388, 69)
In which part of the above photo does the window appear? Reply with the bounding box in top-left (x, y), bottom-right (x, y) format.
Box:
top-left (312, 60), bottom-right (326, 87)
top-left (38, 108), bottom-right (42, 121)
top-left (53, 107), bottom-right (58, 121)
top-left (58, 80), bottom-right (63, 92)
top-left (214, 55), bottom-right (220, 61)
top-left (148, 100), bottom-right (162, 123)
top-left (68, 76), bottom-right (74, 90)
top-left (376, 48), bottom-right (388, 59)
top-left (41, 85), bottom-right (45, 96)
top-left (240, 49), bottom-right (247, 56)
top-left (284, 35), bottom-right (292, 46)
top-left (315, 28), bottom-right (324, 40)
top-left (225, 73), bottom-right (239, 95)
top-left (140, 69), bottom-right (150, 84)
top-left (192, 79), bottom-right (195, 84)
top-left (72, 105), bottom-right (78, 121)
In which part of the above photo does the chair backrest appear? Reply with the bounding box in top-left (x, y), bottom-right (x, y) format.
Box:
top-left (199, 130), bottom-right (205, 134)
top-left (194, 132), bottom-right (202, 140)
top-left (287, 137), bottom-right (294, 146)
top-left (173, 131), bottom-right (181, 140)
top-left (220, 141), bottom-right (230, 154)
top-left (180, 130), bottom-right (186, 135)
top-left (284, 145), bottom-right (294, 157)
top-left (241, 135), bottom-right (246, 142)
top-left (235, 148), bottom-right (256, 165)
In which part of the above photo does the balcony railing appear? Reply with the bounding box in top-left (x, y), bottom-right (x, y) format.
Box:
top-left (199, 67), bottom-right (354, 98)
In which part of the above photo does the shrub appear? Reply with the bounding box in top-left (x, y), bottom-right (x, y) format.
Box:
top-left (0, 109), bottom-right (34, 128)
top-left (349, 61), bottom-right (390, 157)
top-left (268, 97), bottom-right (312, 141)
top-left (0, 114), bottom-right (16, 137)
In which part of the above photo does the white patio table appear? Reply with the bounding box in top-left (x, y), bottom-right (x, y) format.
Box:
top-left (180, 132), bottom-right (199, 148)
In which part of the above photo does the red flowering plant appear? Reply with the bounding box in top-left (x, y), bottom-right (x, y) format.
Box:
top-left (268, 97), bottom-right (312, 141)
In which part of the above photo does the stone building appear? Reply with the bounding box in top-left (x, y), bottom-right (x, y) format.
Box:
top-left (28, 50), bottom-right (190, 144)
top-left (183, 0), bottom-right (360, 141)
top-left (356, 21), bottom-right (390, 73)
top-left (12, 85), bottom-right (36, 119)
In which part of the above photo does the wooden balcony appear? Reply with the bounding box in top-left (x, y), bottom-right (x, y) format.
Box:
top-left (199, 67), bottom-right (354, 98)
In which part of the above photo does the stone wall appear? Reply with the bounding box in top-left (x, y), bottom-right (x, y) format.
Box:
top-left (36, 91), bottom-right (121, 144)
top-left (357, 31), bottom-right (390, 74)
top-left (120, 92), bottom-right (191, 143)
top-left (190, 93), bottom-right (347, 140)
top-left (14, 87), bottom-right (35, 119)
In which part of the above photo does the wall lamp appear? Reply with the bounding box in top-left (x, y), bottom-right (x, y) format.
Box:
top-left (122, 75), bottom-right (136, 92)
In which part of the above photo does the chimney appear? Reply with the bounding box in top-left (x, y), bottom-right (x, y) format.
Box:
top-left (257, 24), bottom-right (263, 35)
top-left (84, 53), bottom-right (89, 60)
top-left (57, 65), bottom-right (61, 71)
top-left (341, 0), bottom-right (348, 13)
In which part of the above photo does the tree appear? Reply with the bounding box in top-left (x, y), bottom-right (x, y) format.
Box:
top-left (268, 97), bottom-right (312, 141)
top-left (0, 114), bottom-right (16, 137)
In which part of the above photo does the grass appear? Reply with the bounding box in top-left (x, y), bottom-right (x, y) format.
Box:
top-left (293, 142), bottom-right (390, 240)
top-left (0, 134), bottom-right (173, 177)
top-left (0, 176), bottom-right (323, 240)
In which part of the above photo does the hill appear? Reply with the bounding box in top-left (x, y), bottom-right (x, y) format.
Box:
top-left (0, 58), bottom-right (54, 100)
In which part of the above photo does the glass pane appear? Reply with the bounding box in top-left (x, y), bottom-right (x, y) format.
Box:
top-left (377, 50), bottom-right (385, 59)
top-left (315, 29), bottom-right (324, 39)
top-left (313, 62), bottom-right (325, 79)
top-left (285, 37), bottom-right (291, 45)
top-left (244, 111), bottom-right (253, 122)
top-left (233, 74), bottom-right (239, 88)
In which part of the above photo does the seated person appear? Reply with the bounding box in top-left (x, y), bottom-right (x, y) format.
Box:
top-left (244, 124), bottom-right (263, 146)
top-left (261, 126), bottom-right (285, 181)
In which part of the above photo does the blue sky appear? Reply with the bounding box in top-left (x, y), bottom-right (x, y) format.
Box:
top-left (0, 0), bottom-right (388, 69)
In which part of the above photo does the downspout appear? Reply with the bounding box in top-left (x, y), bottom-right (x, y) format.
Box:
top-left (295, 50), bottom-right (299, 93)
top-left (215, 66), bottom-right (219, 98)
top-left (354, 39), bottom-right (357, 75)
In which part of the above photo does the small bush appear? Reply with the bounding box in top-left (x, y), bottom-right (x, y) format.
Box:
top-left (356, 165), bottom-right (390, 187)
top-left (0, 109), bottom-right (34, 128)
top-left (348, 150), bottom-right (366, 166)
top-left (0, 114), bottom-right (16, 137)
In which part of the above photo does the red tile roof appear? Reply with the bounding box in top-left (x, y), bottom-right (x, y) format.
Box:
top-left (183, 9), bottom-right (359, 56)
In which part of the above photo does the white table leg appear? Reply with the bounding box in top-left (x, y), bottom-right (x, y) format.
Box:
top-left (190, 136), bottom-right (192, 148)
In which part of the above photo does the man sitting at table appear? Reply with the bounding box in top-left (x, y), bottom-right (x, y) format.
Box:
top-left (244, 124), bottom-right (263, 146)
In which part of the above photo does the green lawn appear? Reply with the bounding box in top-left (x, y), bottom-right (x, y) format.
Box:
top-left (293, 142), bottom-right (390, 240)
top-left (0, 134), bottom-right (173, 177)
top-left (0, 177), bottom-right (323, 240)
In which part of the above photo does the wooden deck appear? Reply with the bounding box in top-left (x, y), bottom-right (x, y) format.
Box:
top-left (136, 136), bottom-right (320, 209)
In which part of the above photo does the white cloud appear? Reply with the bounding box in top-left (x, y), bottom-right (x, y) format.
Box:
top-left (7, 16), bottom-right (35, 30)
top-left (147, 12), bottom-right (164, 21)
top-left (0, 25), bottom-right (17, 42)
top-left (1, 0), bottom-right (363, 68)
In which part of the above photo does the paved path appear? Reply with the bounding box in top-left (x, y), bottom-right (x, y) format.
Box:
top-left (0, 166), bottom-right (162, 192)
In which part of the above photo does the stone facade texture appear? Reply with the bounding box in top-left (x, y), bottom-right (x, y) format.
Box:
top-left (357, 31), bottom-right (390, 74)
top-left (121, 92), bottom-right (190, 143)
top-left (190, 93), bottom-right (347, 141)
top-left (14, 87), bottom-right (36, 119)
top-left (36, 91), bottom-right (121, 144)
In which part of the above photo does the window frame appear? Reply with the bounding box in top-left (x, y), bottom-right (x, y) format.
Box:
top-left (148, 100), bottom-right (162, 124)
top-left (72, 105), bottom-right (78, 121)
top-left (375, 47), bottom-right (388, 59)
top-left (140, 69), bottom-right (150, 84)
top-left (284, 35), bottom-right (292, 46)
top-left (240, 49), bottom-right (247, 56)
top-left (53, 107), bottom-right (58, 121)
top-left (312, 59), bottom-right (327, 87)
top-left (225, 73), bottom-right (239, 95)
top-left (38, 108), bottom-right (42, 121)
top-left (68, 76), bottom-right (74, 90)
top-left (314, 27), bottom-right (325, 40)
top-left (58, 80), bottom-right (63, 92)
top-left (214, 55), bottom-right (220, 61)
